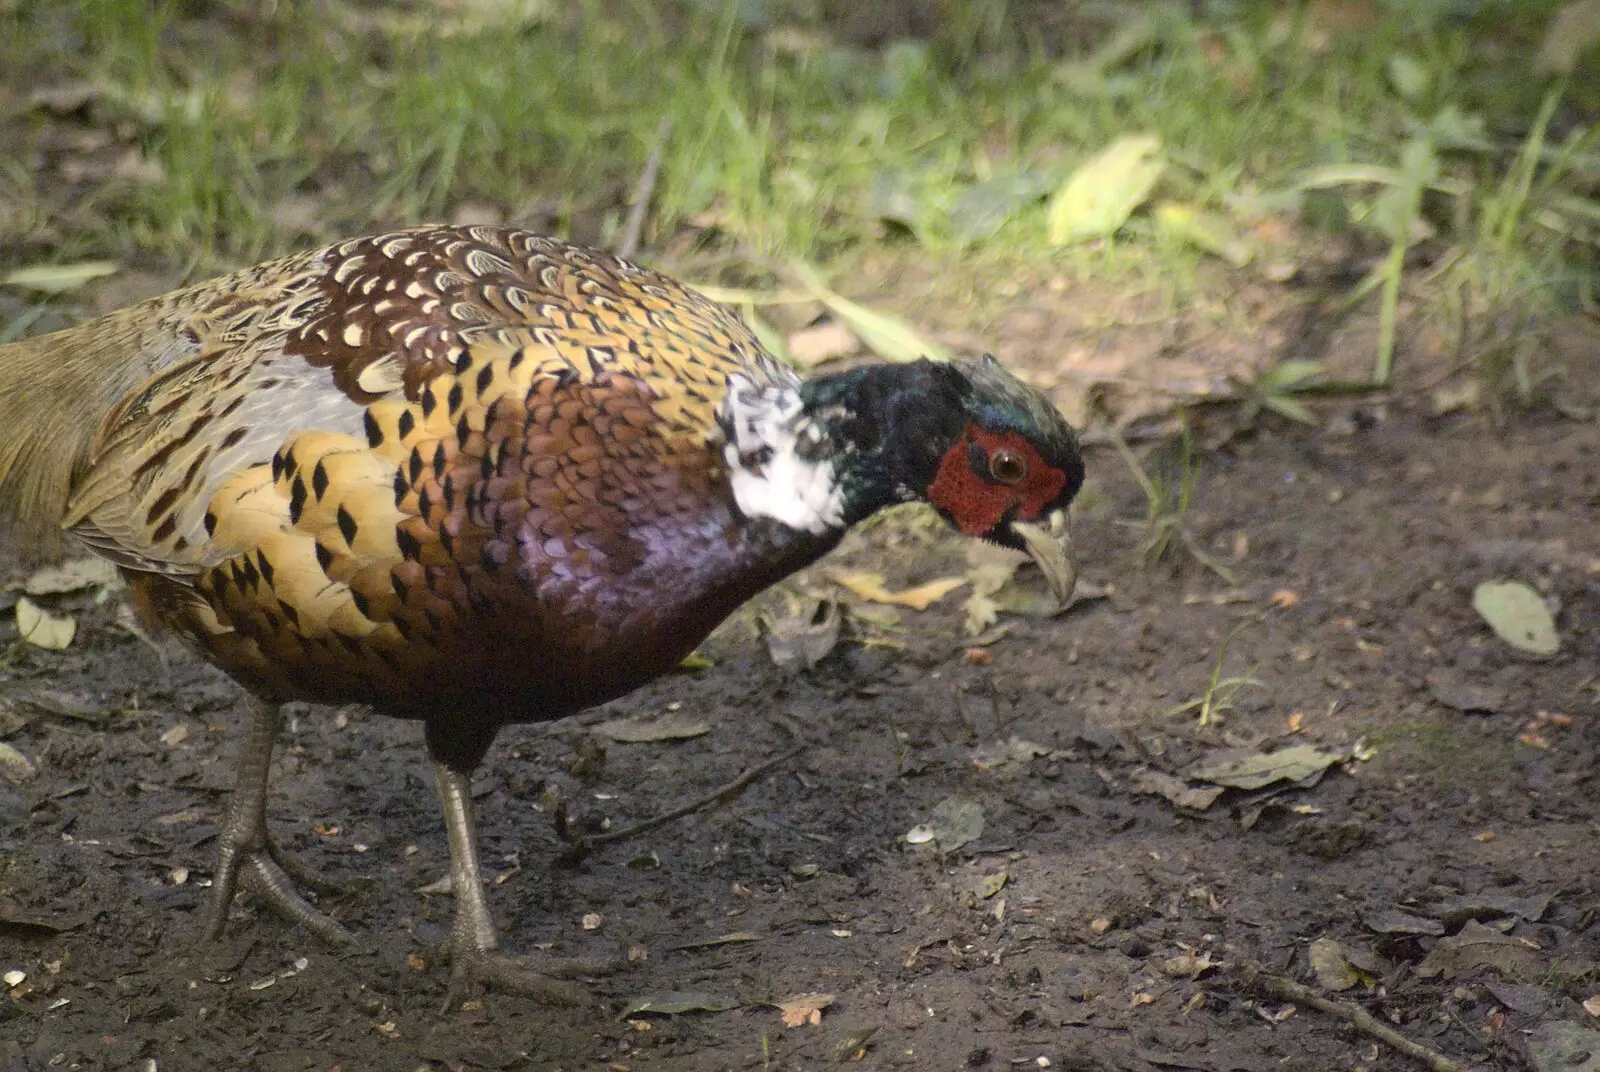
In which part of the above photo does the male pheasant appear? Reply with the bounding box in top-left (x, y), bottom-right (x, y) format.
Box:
top-left (0, 226), bottom-right (1082, 998)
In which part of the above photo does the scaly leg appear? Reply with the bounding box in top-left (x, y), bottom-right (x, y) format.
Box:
top-left (432, 760), bottom-right (611, 1004)
top-left (200, 696), bottom-right (354, 946)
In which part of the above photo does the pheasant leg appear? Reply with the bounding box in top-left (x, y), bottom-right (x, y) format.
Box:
top-left (200, 697), bottom-right (354, 946)
top-left (432, 761), bottom-right (609, 1004)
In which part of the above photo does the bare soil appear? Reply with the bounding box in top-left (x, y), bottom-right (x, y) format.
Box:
top-left (1, 364), bottom-right (1596, 1070)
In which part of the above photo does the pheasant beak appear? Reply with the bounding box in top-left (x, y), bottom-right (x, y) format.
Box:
top-left (1012, 508), bottom-right (1077, 604)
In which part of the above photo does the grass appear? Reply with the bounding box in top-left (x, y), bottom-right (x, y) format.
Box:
top-left (1112, 423), bottom-right (1237, 584)
top-left (0, 1), bottom-right (1595, 403)
top-left (1163, 621), bottom-right (1264, 728)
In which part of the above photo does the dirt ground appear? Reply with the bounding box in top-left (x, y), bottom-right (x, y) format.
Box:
top-left (1, 324), bottom-right (1596, 1071)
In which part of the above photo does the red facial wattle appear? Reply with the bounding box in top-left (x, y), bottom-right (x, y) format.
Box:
top-left (925, 423), bottom-right (1068, 536)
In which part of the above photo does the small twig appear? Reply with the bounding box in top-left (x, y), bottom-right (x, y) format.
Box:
top-left (616, 117), bottom-right (672, 260)
top-left (560, 746), bottom-right (805, 861)
top-left (1232, 964), bottom-right (1463, 1072)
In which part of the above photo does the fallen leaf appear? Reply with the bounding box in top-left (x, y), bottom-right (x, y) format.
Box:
top-left (963, 545), bottom-right (1024, 634)
top-left (830, 570), bottom-right (966, 610)
top-left (1428, 677), bottom-right (1508, 713)
top-left (0, 742), bottom-right (37, 785)
top-left (1435, 892), bottom-right (1551, 926)
top-left (1047, 134), bottom-right (1164, 244)
top-left (963, 593), bottom-right (999, 635)
top-left (1160, 950), bottom-right (1217, 979)
top-left (951, 169), bottom-right (1055, 242)
top-left (1185, 744), bottom-right (1345, 791)
top-left (775, 992), bottom-right (835, 1027)
top-left (1585, 995), bottom-right (1600, 1018)
top-left (20, 558), bottom-right (120, 595)
top-left (1155, 202), bottom-right (1253, 265)
top-left (1417, 920), bottom-right (1545, 981)
top-left (1472, 580), bottom-right (1560, 655)
top-left (1363, 908), bottom-right (1445, 936)
top-left (16, 597), bottom-right (75, 649)
top-left (977, 872), bottom-right (1008, 899)
top-left (592, 711), bottom-right (711, 743)
top-left (831, 1025), bottom-right (881, 1062)
top-left (906, 796), bottom-right (984, 854)
top-left (788, 261), bottom-right (950, 363)
top-left (1269, 589), bottom-right (1301, 609)
top-left (786, 320), bottom-right (858, 365)
top-left (1, 261), bottom-right (119, 294)
top-left (759, 598), bottom-right (841, 670)
top-left (1130, 768), bottom-right (1225, 811)
top-left (159, 724), bottom-right (189, 747)
top-left (1308, 937), bottom-right (1362, 992)
top-left (619, 991), bottom-right (740, 1018)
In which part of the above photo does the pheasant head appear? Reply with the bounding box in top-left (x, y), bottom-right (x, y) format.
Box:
top-left (718, 354), bottom-right (1084, 601)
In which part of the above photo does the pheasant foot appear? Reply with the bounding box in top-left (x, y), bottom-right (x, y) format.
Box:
top-left (433, 759), bottom-right (617, 1005)
top-left (199, 695), bottom-right (354, 946)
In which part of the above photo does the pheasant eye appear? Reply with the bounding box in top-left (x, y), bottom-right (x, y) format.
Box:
top-left (988, 448), bottom-right (1027, 485)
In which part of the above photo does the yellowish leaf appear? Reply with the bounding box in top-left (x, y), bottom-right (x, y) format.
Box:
top-left (15, 597), bottom-right (75, 650)
top-left (1155, 202), bottom-right (1253, 266)
top-left (830, 570), bottom-right (966, 610)
top-left (787, 260), bottom-right (950, 363)
top-left (1047, 134), bottom-right (1164, 245)
top-left (0, 741), bottom-right (37, 784)
top-left (2, 261), bottom-right (119, 294)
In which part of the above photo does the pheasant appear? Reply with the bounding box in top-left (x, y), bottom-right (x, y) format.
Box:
top-left (0, 226), bottom-right (1083, 998)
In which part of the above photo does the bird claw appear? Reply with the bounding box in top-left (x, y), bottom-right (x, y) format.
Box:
top-left (265, 839), bottom-right (366, 898)
top-left (440, 946), bottom-right (618, 1009)
top-left (202, 844), bottom-right (356, 948)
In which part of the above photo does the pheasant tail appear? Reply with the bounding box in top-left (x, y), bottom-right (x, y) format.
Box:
top-left (0, 314), bottom-right (170, 561)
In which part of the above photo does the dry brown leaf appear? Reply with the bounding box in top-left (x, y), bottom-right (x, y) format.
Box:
top-left (1131, 768), bottom-right (1226, 811)
top-left (775, 992), bottom-right (835, 1027)
top-left (592, 711), bottom-right (711, 743)
top-left (785, 320), bottom-right (858, 365)
top-left (830, 570), bottom-right (966, 611)
top-left (1160, 950), bottom-right (1217, 979)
